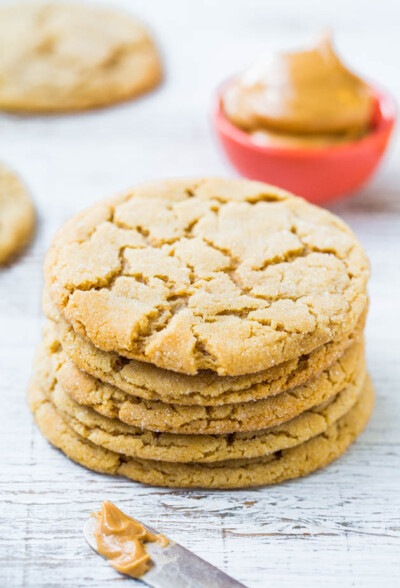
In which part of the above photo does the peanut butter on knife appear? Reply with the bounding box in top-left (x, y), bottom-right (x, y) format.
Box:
top-left (92, 501), bottom-right (168, 579)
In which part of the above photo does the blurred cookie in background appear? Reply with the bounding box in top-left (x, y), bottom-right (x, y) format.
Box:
top-left (0, 3), bottom-right (162, 113)
top-left (0, 164), bottom-right (36, 265)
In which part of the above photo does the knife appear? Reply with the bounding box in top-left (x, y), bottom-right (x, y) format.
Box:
top-left (83, 515), bottom-right (246, 588)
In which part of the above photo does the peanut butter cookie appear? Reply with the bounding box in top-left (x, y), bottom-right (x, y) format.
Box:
top-left (0, 3), bottom-right (162, 112)
top-left (44, 178), bottom-right (369, 376)
top-left (44, 307), bottom-right (365, 405)
top-left (40, 368), bottom-right (363, 463)
top-left (27, 375), bottom-right (374, 488)
top-left (36, 330), bottom-right (365, 435)
top-left (0, 164), bottom-right (35, 265)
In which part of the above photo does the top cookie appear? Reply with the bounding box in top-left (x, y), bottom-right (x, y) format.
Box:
top-left (45, 178), bottom-right (369, 376)
top-left (0, 3), bottom-right (162, 112)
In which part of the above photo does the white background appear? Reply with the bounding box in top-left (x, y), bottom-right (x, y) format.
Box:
top-left (0, 0), bottom-right (399, 586)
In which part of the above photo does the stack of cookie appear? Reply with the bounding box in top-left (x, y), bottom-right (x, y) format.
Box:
top-left (29, 178), bottom-right (373, 488)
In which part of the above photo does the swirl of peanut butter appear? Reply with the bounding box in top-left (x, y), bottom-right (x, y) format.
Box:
top-left (223, 35), bottom-right (373, 145)
top-left (93, 501), bottom-right (168, 579)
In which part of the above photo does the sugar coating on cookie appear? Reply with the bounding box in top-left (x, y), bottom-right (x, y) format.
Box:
top-left (46, 310), bottom-right (366, 405)
top-left (45, 178), bottom-right (369, 375)
top-left (0, 164), bottom-right (35, 265)
top-left (27, 375), bottom-right (374, 488)
top-left (36, 326), bottom-right (366, 435)
top-left (0, 3), bottom-right (162, 112)
top-left (34, 356), bottom-right (363, 463)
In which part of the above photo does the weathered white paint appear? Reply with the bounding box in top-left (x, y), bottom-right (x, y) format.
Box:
top-left (0, 0), bottom-right (399, 586)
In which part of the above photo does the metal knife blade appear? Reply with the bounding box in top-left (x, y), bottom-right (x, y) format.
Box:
top-left (83, 516), bottom-right (246, 588)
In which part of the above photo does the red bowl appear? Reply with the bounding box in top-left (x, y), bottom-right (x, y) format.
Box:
top-left (213, 85), bottom-right (396, 203)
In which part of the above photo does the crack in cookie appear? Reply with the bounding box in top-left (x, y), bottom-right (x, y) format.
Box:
top-left (45, 178), bottom-right (369, 375)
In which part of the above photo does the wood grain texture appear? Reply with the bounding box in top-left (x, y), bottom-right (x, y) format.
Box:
top-left (0, 0), bottom-right (399, 586)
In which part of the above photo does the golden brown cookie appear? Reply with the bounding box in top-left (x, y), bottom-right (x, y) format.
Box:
top-left (0, 164), bottom-right (35, 265)
top-left (40, 366), bottom-right (363, 463)
top-left (36, 331), bottom-right (365, 435)
top-left (27, 375), bottom-right (374, 488)
top-left (45, 307), bottom-right (366, 405)
top-left (0, 3), bottom-right (162, 112)
top-left (44, 178), bottom-right (369, 376)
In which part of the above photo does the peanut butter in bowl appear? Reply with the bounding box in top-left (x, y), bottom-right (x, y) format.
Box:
top-left (222, 35), bottom-right (374, 150)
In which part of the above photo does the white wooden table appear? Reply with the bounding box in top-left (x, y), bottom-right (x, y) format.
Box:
top-left (1, 0), bottom-right (399, 586)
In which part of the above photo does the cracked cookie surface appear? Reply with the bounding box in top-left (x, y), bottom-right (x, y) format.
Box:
top-left (45, 307), bottom-right (366, 405)
top-left (45, 178), bottom-right (369, 376)
top-left (27, 375), bottom-right (374, 488)
top-left (0, 164), bottom-right (35, 264)
top-left (37, 329), bottom-right (365, 435)
top-left (0, 3), bottom-right (162, 112)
